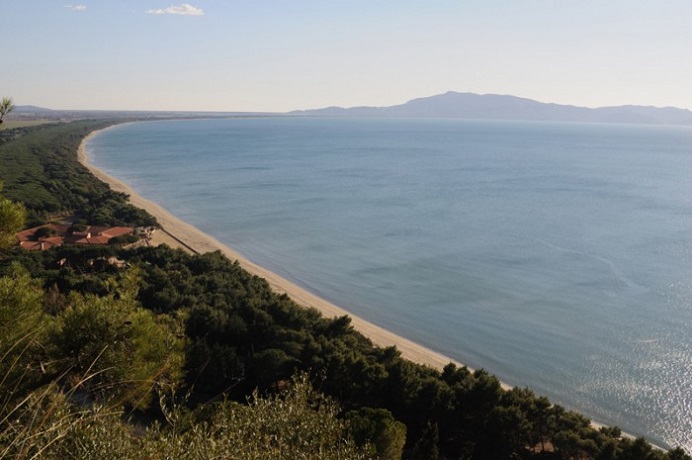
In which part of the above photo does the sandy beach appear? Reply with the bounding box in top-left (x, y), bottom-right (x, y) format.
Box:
top-left (77, 127), bottom-right (643, 437)
top-left (78, 127), bottom-right (486, 377)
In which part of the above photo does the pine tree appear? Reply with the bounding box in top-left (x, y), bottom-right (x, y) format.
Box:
top-left (412, 421), bottom-right (439, 460)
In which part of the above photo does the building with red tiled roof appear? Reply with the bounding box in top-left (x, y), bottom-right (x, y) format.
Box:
top-left (17, 224), bottom-right (134, 251)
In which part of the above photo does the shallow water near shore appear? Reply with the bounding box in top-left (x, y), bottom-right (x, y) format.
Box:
top-left (88, 117), bottom-right (692, 450)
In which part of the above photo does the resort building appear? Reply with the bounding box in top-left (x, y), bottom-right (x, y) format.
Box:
top-left (16, 224), bottom-right (134, 251)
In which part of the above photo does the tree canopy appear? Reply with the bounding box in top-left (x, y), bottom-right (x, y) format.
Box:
top-left (0, 121), bottom-right (156, 227)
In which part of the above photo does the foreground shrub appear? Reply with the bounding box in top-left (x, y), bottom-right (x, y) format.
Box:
top-left (0, 375), bottom-right (371, 460)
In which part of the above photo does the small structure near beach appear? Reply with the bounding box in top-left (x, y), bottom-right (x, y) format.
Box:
top-left (16, 224), bottom-right (134, 251)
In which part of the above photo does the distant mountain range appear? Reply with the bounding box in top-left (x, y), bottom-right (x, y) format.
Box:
top-left (13, 93), bottom-right (692, 126)
top-left (290, 92), bottom-right (692, 126)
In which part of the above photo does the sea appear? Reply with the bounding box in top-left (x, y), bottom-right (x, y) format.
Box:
top-left (87, 117), bottom-right (692, 451)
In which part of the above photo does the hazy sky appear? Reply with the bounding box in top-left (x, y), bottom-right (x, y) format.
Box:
top-left (4, 1), bottom-right (692, 112)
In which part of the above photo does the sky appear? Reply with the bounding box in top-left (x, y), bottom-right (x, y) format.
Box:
top-left (4, 1), bottom-right (692, 112)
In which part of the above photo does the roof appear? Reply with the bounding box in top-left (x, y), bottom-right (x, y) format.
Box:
top-left (16, 224), bottom-right (134, 251)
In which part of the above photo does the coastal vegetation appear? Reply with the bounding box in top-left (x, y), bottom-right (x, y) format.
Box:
top-left (0, 121), bottom-right (689, 459)
top-left (0, 121), bottom-right (155, 227)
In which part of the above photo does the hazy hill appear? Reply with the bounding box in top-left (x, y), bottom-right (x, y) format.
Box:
top-left (290, 91), bottom-right (692, 125)
top-left (14, 105), bottom-right (54, 113)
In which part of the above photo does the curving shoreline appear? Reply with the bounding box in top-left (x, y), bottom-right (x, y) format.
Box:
top-left (76, 125), bottom-right (656, 440)
top-left (78, 127), bottom-right (487, 378)
top-left (71, 121), bottom-right (676, 448)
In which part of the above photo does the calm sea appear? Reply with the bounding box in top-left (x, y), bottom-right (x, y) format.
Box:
top-left (88, 118), bottom-right (692, 450)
